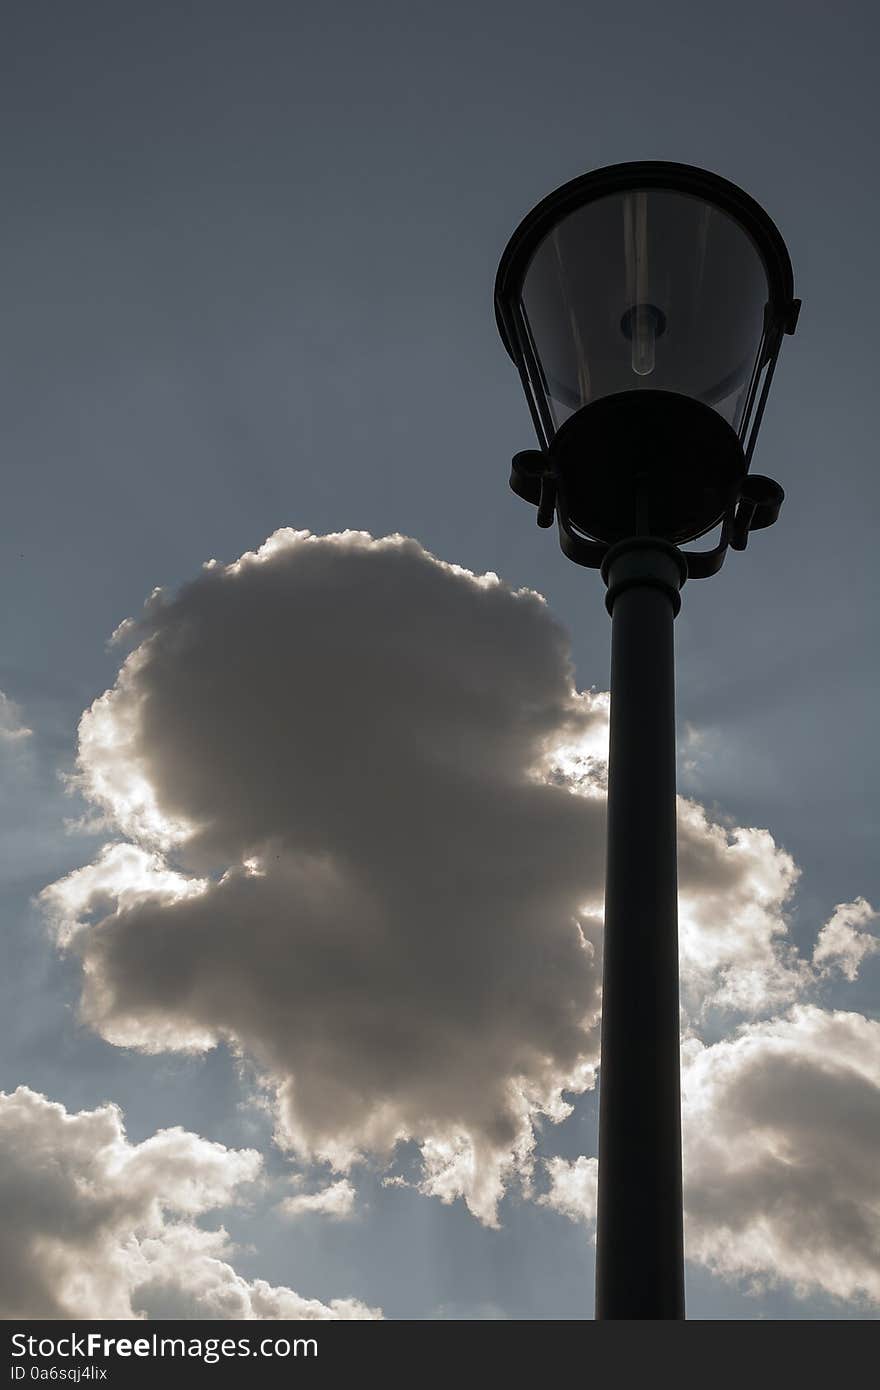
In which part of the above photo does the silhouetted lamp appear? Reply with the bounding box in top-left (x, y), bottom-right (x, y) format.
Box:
top-left (494, 162), bottom-right (800, 1322)
top-left (495, 161), bottom-right (800, 574)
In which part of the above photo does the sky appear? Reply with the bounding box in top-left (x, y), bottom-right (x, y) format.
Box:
top-left (0, 0), bottom-right (878, 1320)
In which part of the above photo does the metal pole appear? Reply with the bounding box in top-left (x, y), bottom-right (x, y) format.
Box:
top-left (594, 537), bottom-right (688, 1320)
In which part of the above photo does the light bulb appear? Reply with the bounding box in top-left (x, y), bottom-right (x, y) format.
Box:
top-left (622, 191), bottom-right (664, 377)
top-left (631, 303), bottom-right (656, 376)
top-left (620, 302), bottom-right (666, 378)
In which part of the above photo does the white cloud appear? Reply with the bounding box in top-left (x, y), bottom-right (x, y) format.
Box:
top-left (130, 1225), bottom-right (378, 1319)
top-left (279, 1179), bottom-right (356, 1220)
top-left (0, 1087), bottom-right (380, 1320)
top-left (676, 798), bottom-right (807, 1016)
top-left (813, 898), bottom-right (880, 982)
top-left (40, 841), bottom-right (210, 950)
top-left (682, 1008), bottom-right (880, 1305)
top-left (67, 643), bottom-right (196, 851)
top-left (0, 690), bottom-right (32, 741)
top-left (538, 1155), bottom-right (598, 1229)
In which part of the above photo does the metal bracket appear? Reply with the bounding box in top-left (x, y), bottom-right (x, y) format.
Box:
top-left (509, 450), bottom-right (784, 576)
top-left (729, 474), bottom-right (785, 551)
top-left (510, 450), bottom-right (607, 568)
top-left (680, 513), bottom-right (732, 578)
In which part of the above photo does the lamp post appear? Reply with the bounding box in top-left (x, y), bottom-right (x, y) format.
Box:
top-left (494, 162), bottom-right (800, 1320)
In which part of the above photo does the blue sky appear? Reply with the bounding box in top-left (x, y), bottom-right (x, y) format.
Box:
top-left (1, 0), bottom-right (878, 1320)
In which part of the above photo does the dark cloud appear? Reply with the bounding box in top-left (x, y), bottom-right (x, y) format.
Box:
top-left (47, 531), bottom-right (606, 1221)
top-left (42, 529), bottom-right (823, 1224)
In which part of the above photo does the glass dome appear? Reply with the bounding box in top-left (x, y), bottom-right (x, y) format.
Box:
top-left (520, 189), bottom-right (770, 437)
top-left (496, 162), bottom-right (798, 465)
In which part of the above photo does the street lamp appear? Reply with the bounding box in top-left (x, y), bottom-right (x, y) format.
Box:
top-left (494, 161), bottom-right (800, 1320)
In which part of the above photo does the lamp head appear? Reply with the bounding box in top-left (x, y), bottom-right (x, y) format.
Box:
top-left (495, 161), bottom-right (799, 568)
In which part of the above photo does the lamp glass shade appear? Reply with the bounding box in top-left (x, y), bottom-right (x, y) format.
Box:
top-left (517, 188), bottom-right (770, 440)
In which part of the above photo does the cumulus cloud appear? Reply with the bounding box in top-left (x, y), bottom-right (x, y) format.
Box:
top-left (538, 1155), bottom-right (598, 1229)
top-left (682, 1008), bottom-right (880, 1304)
top-left (41, 528), bottom-right (840, 1230)
top-left (131, 1225), bottom-right (378, 1320)
top-left (44, 530), bottom-right (607, 1224)
top-left (812, 898), bottom-right (880, 982)
top-left (0, 1087), bottom-right (379, 1320)
top-left (542, 1010), bottom-right (880, 1307)
top-left (676, 798), bottom-right (807, 1017)
top-left (538, 890), bottom-right (880, 1310)
top-left (279, 1179), bottom-right (357, 1221)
